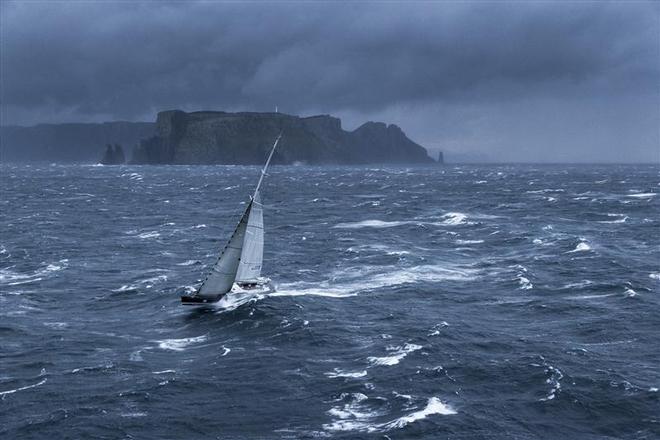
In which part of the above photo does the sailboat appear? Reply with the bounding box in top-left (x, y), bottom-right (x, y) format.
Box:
top-left (181, 134), bottom-right (281, 305)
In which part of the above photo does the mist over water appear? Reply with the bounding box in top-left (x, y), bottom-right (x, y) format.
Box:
top-left (1, 164), bottom-right (659, 438)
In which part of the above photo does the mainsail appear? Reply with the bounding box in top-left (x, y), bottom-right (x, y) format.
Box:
top-left (194, 133), bottom-right (281, 299)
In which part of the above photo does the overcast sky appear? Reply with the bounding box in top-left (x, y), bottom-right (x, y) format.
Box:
top-left (1, 1), bottom-right (658, 162)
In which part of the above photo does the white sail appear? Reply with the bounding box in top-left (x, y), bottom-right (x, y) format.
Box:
top-left (236, 191), bottom-right (264, 282)
top-left (187, 133), bottom-right (281, 302)
top-left (197, 202), bottom-right (252, 297)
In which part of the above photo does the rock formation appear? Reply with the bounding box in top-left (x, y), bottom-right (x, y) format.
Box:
top-left (131, 110), bottom-right (433, 165)
top-left (100, 143), bottom-right (126, 165)
top-left (0, 122), bottom-right (154, 163)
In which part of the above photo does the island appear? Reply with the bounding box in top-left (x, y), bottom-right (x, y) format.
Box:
top-left (1, 110), bottom-right (437, 164)
top-left (131, 110), bottom-right (433, 165)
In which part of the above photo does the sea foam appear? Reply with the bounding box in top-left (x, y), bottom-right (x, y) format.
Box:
top-left (157, 335), bottom-right (207, 351)
top-left (367, 343), bottom-right (422, 366)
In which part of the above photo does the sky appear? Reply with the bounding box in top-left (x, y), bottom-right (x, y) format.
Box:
top-left (1, 1), bottom-right (659, 162)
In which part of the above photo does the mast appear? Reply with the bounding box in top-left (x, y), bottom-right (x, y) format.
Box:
top-left (253, 132), bottom-right (282, 200)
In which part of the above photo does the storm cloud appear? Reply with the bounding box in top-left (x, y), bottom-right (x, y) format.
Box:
top-left (1, 1), bottom-right (658, 162)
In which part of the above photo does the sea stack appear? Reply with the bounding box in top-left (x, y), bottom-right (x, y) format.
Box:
top-left (100, 144), bottom-right (126, 165)
top-left (438, 151), bottom-right (444, 164)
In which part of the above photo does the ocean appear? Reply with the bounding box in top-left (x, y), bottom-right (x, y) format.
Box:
top-left (1, 163), bottom-right (658, 439)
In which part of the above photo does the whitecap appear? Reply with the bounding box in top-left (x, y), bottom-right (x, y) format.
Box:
top-left (323, 395), bottom-right (455, 433)
top-left (624, 288), bottom-right (637, 297)
top-left (0, 259), bottom-right (68, 286)
top-left (153, 370), bottom-right (176, 375)
top-left (439, 212), bottom-right (467, 226)
top-left (562, 280), bottom-right (593, 289)
top-left (649, 273), bottom-right (660, 281)
top-left (456, 239), bottom-right (484, 244)
top-left (176, 260), bottom-right (200, 266)
top-left (215, 291), bottom-right (267, 311)
top-left (270, 287), bottom-right (357, 298)
top-left (323, 393), bottom-right (383, 432)
top-left (539, 365), bottom-right (563, 401)
top-left (43, 322), bottom-right (68, 329)
top-left (567, 241), bottom-right (591, 253)
top-left (367, 265), bottom-right (478, 288)
top-left (598, 213), bottom-right (629, 224)
top-left (368, 343), bottom-right (422, 367)
top-left (325, 369), bottom-right (368, 378)
top-left (112, 284), bottom-right (139, 293)
top-left (567, 293), bottom-right (616, 300)
top-left (518, 276), bottom-right (533, 290)
top-left (333, 220), bottom-right (412, 229)
top-left (221, 346), bottom-right (231, 356)
top-left (138, 231), bottom-right (160, 239)
top-left (626, 193), bottom-right (656, 198)
top-left (121, 412), bottom-right (147, 418)
top-left (0, 378), bottom-right (47, 397)
top-left (157, 335), bottom-right (207, 351)
top-left (381, 397), bottom-right (457, 429)
top-left (140, 275), bottom-right (168, 288)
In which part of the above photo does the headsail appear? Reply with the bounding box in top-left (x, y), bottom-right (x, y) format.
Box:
top-left (236, 191), bottom-right (264, 282)
top-left (236, 133), bottom-right (281, 282)
top-left (197, 202), bottom-right (253, 297)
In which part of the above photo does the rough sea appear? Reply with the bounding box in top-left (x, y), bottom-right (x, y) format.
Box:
top-left (1, 163), bottom-right (659, 439)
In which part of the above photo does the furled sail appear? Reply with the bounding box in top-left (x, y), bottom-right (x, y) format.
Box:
top-left (236, 191), bottom-right (264, 282)
top-left (197, 202), bottom-right (253, 297)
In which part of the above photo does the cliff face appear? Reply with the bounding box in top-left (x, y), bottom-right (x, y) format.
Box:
top-left (131, 110), bottom-right (433, 165)
top-left (0, 122), bottom-right (154, 163)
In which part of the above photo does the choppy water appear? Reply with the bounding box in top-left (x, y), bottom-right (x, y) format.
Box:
top-left (1, 163), bottom-right (659, 439)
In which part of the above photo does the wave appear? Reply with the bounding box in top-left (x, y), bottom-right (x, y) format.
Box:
top-left (270, 287), bottom-right (357, 298)
top-left (323, 393), bottom-right (455, 433)
top-left (138, 231), bottom-right (160, 239)
top-left (381, 397), bottom-right (457, 429)
top-left (157, 335), bottom-right (207, 351)
top-left (626, 193), bottom-right (656, 198)
top-left (0, 378), bottom-right (47, 397)
top-left (567, 240), bottom-right (591, 253)
top-left (270, 264), bottom-right (478, 301)
top-left (562, 280), bottom-right (593, 289)
top-left (176, 260), bottom-right (201, 266)
top-left (367, 343), bottom-right (421, 366)
top-left (539, 365), bottom-right (563, 401)
top-left (333, 220), bottom-right (413, 229)
top-left (649, 273), bottom-right (660, 281)
top-left (0, 259), bottom-right (68, 286)
top-left (438, 212), bottom-right (468, 225)
top-left (323, 393), bottom-right (385, 432)
top-left (215, 291), bottom-right (267, 312)
top-left (518, 275), bottom-right (533, 290)
top-left (324, 368), bottom-right (368, 378)
top-left (367, 265), bottom-right (478, 288)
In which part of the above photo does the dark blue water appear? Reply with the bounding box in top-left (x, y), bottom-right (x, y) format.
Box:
top-left (1, 164), bottom-right (659, 439)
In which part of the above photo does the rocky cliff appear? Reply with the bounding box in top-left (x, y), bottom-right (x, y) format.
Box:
top-left (131, 110), bottom-right (433, 165)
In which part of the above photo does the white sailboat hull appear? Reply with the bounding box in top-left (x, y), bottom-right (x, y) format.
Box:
top-left (181, 278), bottom-right (274, 306)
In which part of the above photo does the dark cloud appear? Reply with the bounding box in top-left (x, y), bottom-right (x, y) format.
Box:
top-left (1, 1), bottom-right (658, 162)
